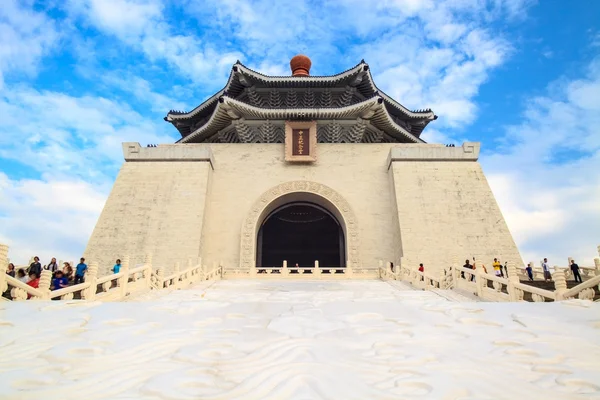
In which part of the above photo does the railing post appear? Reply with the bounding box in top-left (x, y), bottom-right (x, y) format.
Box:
top-left (36, 269), bottom-right (53, 300)
top-left (553, 267), bottom-right (567, 300)
top-left (314, 260), bottom-right (321, 278)
top-left (281, 260), bottom-right (288, 276)
top-left (507, 262), bottom-right (519, 301)
top-left (120, 256), bottom-right (130, 297)
top-left (0, 244), bottom-right (8, 295)
top-left (475, 267), bottom-right (484, 298)
top-left (82, 262), bottom-right (98, 301)
top-left (157, 267), bottom-right (165, 289)
top-left (452, 255), bottom-right (459, 287)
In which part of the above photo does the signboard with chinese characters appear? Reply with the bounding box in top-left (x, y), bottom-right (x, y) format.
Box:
top-left (285, 121), bottom-right (317, 162)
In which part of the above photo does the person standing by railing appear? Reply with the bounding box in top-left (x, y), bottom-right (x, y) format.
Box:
top-left (16, 269), bottom-right (28, 283)
top-left (74, 257), bottom-right (88, 284)
top-left (493, 258), bottom-right (502, 277)
top-left (542, 258), bottom-right (552, 282)
top-left (45, 258), bottom-right (59, 275)
top-left (26, 271), bottom-right (40, 299)
top-left (463, 259), bottom-right (475, 281)
top-left (29, 256), bottom-right (41, 277)
top-left (52, 270), bottom-right (69, 290)
top-left (570, 260), bottom-right (582, 283)
top-left (62, 263), bottom-right (74, 282)
top-left (525, 263), bottom-right (534, 281)
top-left (6, 263), bottom-right (15, 278)
top-left (112, 259), bottom-right (122, 274)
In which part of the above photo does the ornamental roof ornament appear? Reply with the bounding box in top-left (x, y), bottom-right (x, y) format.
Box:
top-left (290, 54), bottom-right (311, 76)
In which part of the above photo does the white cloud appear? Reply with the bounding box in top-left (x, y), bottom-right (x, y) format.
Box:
top-left (66, 0), bottom-right (163, 40)
top-left (483, 56), bottom-right (600, 266)
top-left (101, 73), bottom-right (189, 113)
top-left (0, 173), bottom-right (109, 266)
top-left (0, 0), bottom-right (60, 88)
top-left (65, 0), bottom-right (242, 85)
top-left (0, 88), bottom-right (174, 180)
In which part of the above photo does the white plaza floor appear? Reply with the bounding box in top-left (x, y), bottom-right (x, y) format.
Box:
top-left (1, 280), bottom-right (600, 399)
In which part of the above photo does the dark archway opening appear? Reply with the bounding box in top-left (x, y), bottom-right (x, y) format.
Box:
top-left (257, 202), bottom-right (345, 268)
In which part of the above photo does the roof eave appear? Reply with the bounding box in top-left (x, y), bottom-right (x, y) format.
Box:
top-left (180, 96), bottom-right (422, 144)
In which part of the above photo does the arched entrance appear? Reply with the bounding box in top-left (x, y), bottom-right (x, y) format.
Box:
top-left (239, 181), bottom-right (361, 273)
top-left (256, 202), bottom-right (345, 267)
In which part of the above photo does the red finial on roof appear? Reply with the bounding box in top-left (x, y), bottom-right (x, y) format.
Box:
top-left (290, 54), bottom-right (311, 76)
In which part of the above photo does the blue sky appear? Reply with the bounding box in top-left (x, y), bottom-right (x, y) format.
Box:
top-left (0, 0), bottom-right (598, 266)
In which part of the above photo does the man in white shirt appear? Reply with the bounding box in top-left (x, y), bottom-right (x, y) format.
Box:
top-left (542, 258), bottom-right (552, 282)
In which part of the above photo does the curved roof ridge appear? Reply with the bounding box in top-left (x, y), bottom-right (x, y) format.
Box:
top-left (179, 94), bottom-right (422, 144)
top-left (166, 60), bottom-right (436, 130)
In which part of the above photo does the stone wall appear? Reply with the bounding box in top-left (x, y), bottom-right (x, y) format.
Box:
top-left (84, 144), bottom-right (212, 274)
top-left (84, 141), bottom-right (523, 275)
top-left (389, 143), bottom-right (523, 271)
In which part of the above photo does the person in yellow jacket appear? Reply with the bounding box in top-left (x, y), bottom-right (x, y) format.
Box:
top-left (493, 258), bottom-right (502, 277)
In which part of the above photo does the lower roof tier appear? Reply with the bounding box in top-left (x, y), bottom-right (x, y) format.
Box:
top-left (171, 96), bottom-right (430, 144)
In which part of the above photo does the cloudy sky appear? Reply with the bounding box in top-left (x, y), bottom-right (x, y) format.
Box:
top-left (0, 0), bottom-right (598, 267)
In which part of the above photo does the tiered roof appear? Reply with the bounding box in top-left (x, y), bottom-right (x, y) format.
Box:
top-left (165, 58), bottom-right (437, 144)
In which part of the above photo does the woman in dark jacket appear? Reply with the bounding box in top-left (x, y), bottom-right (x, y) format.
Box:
top-left (6, 263), bottom-right (16, 278)
top-left (46, 258), bottom-right (59, 275)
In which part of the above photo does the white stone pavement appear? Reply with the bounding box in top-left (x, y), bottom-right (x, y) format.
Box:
top-left (1, 280), bottom-right (599, 399)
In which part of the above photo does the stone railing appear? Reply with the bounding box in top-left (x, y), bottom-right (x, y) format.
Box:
top-left (225, 260), bottom-right (378, 279)
top-left (380, 252), bottom-right (599, 303)
top-left (0, 245), bottom-right (222, 302)
top-left (378, 260), bottom-right (452, 290)
top-left (153, 261), bottom-right (216, 290)
top-left (518, 252), bottom-right (600, 282)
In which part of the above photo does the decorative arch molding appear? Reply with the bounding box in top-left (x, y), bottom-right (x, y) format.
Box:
top-left (239, 180), bottom-right (360, 271)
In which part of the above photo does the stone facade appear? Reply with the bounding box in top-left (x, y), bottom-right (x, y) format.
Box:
top-left (84, 141), bottom-right (523, 275)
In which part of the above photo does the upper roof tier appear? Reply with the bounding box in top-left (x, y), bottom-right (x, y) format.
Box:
top-left (165, 56), bottom-right (437, 144)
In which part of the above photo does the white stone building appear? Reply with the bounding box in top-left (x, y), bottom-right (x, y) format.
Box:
top-left (84, 55), bottom-right (523, 275)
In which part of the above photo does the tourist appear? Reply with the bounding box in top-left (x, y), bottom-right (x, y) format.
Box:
top-left (52, 270), bottom-right (69, 290)
top-left (525, 263), bottom-right (534, 281)
top-left (17, 269), bottom-right (28, 283)
top-left (463, 259), bottom-right (475, 281)
top-left (570, 259), bottom-right (582, 283)
top-left (63, 263), bottom-right (74, 282)
top-left (26, 272), bottom-right (40, 299)
top-left (418, 263), bottom-right (424, 272)
top-left (112, 259), bottom-right (122, 274)
top-left (542, 258), bottom-right (552, 281)
top-left (29, 256), bottom-right (42, 276)
top-left (6, 263), bottom-right (16, 278)
top-left (74, 258), bottom-right (88, 284)
top-left (492, 258), bottom-right (502, 277)
top-left (45, 258), bottom-right (59, 274)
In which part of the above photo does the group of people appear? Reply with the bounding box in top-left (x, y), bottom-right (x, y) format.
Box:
top-left (5, 256), bottom-right (89, 292)
top-left (5, 256), bottom-right (124, 296)
top-left (461, 258), bottom-right (509, 279)
top-left (459, 257), bottom-right (583, 283)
